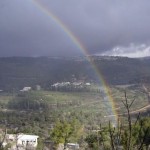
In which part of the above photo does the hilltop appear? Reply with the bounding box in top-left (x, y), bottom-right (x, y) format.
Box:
top-left (0, 56), bottom-right (150, 90)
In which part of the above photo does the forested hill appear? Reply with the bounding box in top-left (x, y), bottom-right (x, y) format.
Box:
top-left (0, 56), bottom-right (150, 90)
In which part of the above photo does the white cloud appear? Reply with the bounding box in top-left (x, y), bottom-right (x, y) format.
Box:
top-left (101, 44), bottom-right (150, 58)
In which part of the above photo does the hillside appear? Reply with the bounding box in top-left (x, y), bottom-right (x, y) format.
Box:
top-left (0, 56), bottom-right (150, 90)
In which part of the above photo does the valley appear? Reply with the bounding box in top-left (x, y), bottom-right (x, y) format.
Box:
top-left (0, 56), bottom-right (150, 149)
top-left (0, 84), bottom-right (149, 134)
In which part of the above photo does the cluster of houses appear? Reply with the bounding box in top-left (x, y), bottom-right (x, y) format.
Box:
top-left (51, 82), bottom-right (91, 88)
top-left (1, 132), bottom-right (80, 150)
top-left (18, 82), bottom-right (91, 92)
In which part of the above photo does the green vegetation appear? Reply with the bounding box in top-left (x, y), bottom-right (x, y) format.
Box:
top-left (0, 84), bottom-right (149, 149)
top-left (84, 118), bottom-right (150, 150)
top-left (84, 93), bottom-right (150, 150)
top-left (50, 119), bottom-right (83, 149)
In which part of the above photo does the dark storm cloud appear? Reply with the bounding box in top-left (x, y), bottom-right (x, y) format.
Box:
top-left (0, 0), bottom-right (150, 57)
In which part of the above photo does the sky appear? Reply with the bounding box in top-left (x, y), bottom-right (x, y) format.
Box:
top-left (0, 0), bottom-right (150, 57)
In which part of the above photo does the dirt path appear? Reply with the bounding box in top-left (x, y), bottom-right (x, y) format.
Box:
top-left (104, 104), bottom-right (150, 117)
top-left (105, 84), bottom-right (150, 118)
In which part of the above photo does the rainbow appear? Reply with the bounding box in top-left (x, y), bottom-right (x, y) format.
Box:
top-left (32, 0), bottom-right (118, 125)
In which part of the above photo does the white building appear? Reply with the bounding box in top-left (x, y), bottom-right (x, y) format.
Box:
top-left (4, 134), bottom-right (39, 149)
top-left (66, 143), bottom-right (79, 150)
top-left (52, 82), bottom-right (71, 88)
top-left (17, 134), bottom-right (39, 147)
top-left (85, 83), bottom-right (91, 86)
top-left (72, 82), bottom-right (82, 86)
top-left (20, 87), bottom-right (31, 92)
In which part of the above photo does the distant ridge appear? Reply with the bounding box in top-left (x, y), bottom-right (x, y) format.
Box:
top-left (0, 56), bottom-right (150, 90)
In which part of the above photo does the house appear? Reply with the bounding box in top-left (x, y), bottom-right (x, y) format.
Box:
top-left (85, 83), bottom-right (91, 86)
top-left (72, 82), bottom-right (82, 86)
top-left (17, 134), bottom-right (39, 147)
top-left (43, 142), bottom-right (79, 150)
top-left (3, 134), bottom-right (39, 149)
top-left (20, 87), bottom-right (31, 92)
top-left (66, 143), bottom-right (80, 150)
top-left (51, 82), bottom-right (71, 88)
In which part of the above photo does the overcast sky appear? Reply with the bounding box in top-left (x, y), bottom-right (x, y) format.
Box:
top-left (0, 0), bottom-right (150, 57)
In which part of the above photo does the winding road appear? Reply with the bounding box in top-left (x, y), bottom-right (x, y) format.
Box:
top-left (104, 84), bottom-right (150, 117)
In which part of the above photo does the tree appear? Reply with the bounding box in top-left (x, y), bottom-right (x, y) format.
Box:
top-left (50, 119), bottom-right (82, 149)
top-left (85, 91), bottom-right (150, 150)
top-left (132, 117), bottom-right (150, 149)
top-left (85, 134), bottom-right (98, 150)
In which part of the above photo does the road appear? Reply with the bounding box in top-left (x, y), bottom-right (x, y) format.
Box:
top-left (105, 85), bottom-right (150, 117)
